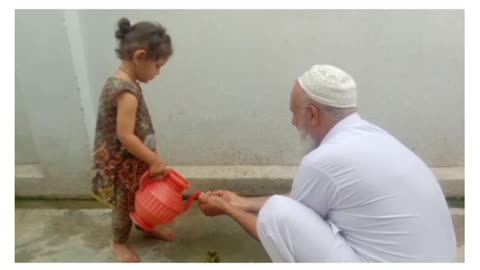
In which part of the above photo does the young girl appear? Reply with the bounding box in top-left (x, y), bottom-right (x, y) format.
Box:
top-left (91, 17), bottom-right (175, 262)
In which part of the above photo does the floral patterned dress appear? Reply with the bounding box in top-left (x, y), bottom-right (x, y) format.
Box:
top-left (91, 77), bottom-right (156, 208)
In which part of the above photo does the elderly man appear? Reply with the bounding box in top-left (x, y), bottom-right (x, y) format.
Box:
top-left (198, 64), bottom-right (457, 262)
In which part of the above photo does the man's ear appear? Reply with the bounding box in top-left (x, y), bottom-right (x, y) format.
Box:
top-left (307, 104), bottom-right (320, 126)
top-left (133, 49), bottom-right (147, 64)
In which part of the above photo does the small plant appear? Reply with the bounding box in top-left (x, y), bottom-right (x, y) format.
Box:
top-left (206, 251), bottom-right (220, 262)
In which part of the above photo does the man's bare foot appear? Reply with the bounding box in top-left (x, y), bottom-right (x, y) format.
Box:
top-left (142, 225), bottom-right (176, 241)
top-left (112, 242), bottom-right (141, 263)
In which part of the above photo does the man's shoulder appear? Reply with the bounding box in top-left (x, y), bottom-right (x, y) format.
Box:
top-left (300, 130), bottom-right (374, 171)
top-left (300, 145), bottom-right (341, 170)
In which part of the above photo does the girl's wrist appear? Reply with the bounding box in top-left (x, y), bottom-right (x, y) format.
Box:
top-left (146, 155), bottom-right (161, 166)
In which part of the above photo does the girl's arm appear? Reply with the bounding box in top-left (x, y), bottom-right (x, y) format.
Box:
top-left (116, 92), bottom-right (166, 176)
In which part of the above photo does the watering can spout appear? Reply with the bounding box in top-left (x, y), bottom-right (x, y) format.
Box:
top-left (184, 192), bottom-right (203, 213)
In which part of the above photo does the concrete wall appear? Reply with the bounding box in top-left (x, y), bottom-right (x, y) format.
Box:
top-left (15, 10), bottom-right (91, 196)
top-left (15, 84), bottom-right (38, 164)
top-left (78, 10), bottom-right (464, 166)
top-left (15, 10), bottom-right (464, 197)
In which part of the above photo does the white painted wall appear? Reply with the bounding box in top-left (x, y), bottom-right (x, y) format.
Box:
top-left (15, 10), bottom-right (464, 196)
top-left (15, 81), bottom-right (38, 164)
top-left (78, 10), bottom-right (464, 166)
top-left (15, 10), bottom-right (91, 196)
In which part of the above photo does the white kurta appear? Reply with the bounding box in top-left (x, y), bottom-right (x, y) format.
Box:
top-left (257, 113), bottom-right (456, 262)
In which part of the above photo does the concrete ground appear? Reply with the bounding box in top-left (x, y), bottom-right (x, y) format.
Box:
top-left (15, 201), bottom-right (270, 262)
top-left (15, 200), bottom-right (464, 263)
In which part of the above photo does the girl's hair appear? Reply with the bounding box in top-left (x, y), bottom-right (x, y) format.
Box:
top-left (115, 17), bottom-right (173, 61)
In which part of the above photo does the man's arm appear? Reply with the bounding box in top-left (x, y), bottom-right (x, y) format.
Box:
top-left (237, 196), bottom-right (271, 213)
top-left (199, 194), bottom-right (262, 240)
top-left (215, 191), bottom-right (291, 214)
top-left (198, 192), bottom-right (291, 240)
top-left (224, 204), bottom-right (260, 240)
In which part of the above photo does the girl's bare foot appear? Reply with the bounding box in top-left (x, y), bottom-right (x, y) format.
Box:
top-left (142, 225), bottom-right (176, 241)
top-left (112, 242), bottom-right (141, 262)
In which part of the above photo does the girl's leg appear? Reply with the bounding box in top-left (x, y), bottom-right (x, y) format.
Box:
top-left (141, 224), bottom-right (176, 241)
top-left (112, 185), bottom-right (140, 262)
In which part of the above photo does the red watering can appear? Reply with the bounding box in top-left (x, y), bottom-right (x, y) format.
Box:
top-left (130, 168), bottom-right (202, 231)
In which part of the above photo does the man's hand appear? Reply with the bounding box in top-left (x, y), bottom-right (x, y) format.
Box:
top-left (198, 191), bottom-right (261, 240)
top-left (198, 192), bottom-right (231, 216)
top-left (210, 190), bottom-right (248, 210)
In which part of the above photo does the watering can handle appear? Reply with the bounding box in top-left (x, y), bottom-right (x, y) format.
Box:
top-left (139, 170), bottom-right (167, 192)
top-left (183, 192), bottom-right (203, 213)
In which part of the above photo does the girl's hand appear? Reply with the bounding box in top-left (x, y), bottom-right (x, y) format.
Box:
top-left (150, 159), bottom-right (168, 179)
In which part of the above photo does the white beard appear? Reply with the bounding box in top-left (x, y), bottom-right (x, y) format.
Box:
top-left (298, 127), bottom-right (318, 155)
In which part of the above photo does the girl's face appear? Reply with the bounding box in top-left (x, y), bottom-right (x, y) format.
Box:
top-left (136, 58), bottom-right (168, 83)
top-left (133, 50), bottom-right (169, 83)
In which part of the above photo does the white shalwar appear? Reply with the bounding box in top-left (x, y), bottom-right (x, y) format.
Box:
top-left (257, 113), bottom-right (456, 262)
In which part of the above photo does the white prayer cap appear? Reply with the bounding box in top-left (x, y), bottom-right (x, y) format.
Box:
top-left (297, 64), bottom-right (357, 108)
